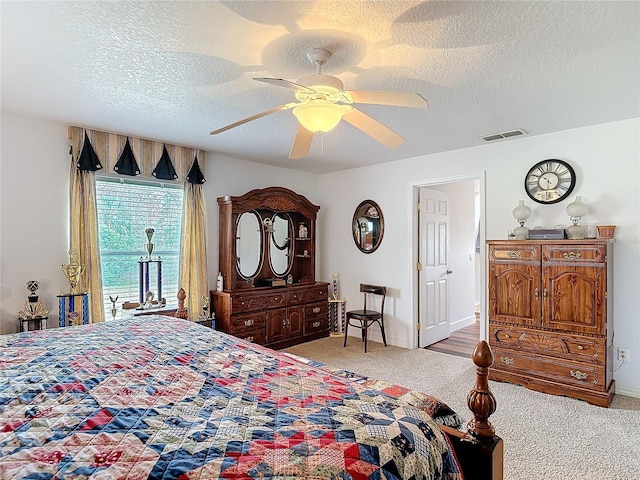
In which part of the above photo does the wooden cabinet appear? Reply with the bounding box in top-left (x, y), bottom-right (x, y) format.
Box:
top-left (212, 187), bottom-right (329, 348)
top-left (487, 240), bottom-right (614, 407)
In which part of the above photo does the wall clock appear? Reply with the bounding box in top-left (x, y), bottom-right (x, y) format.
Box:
top-left (524, 159), bottom-right (576, 204)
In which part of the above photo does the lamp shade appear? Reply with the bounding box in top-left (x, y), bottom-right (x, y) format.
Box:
top-left (512, 200), bottom-right (531, 222)
top-left (566, 196), bottom-right (588, 219)
top-left (293, 102), bottom-right (344, 133)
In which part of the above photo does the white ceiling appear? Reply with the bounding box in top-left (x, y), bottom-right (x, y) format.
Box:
top-left (2, 1), bottom-right (639, 174)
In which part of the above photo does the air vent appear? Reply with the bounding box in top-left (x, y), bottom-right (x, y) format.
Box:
top-left (482, 129), bottom-right (527, 142)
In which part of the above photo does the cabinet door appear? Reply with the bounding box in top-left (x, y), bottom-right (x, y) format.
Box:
top-left (287, 306), bottom-right (304, 338)
top-left (266, 308), bottom-right (288, 343)
top-left (488, 245), bottom-right (541, 327)
top-left (542, 244), bottom-right (606, 335)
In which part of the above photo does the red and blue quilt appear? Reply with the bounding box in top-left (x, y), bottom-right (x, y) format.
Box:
top-left (1, 316), bottom-right (463, 479)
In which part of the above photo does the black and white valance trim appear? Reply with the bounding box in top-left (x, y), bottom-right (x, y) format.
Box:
top-left (152, 145), bottom-right (178, 180)
top-left (114, 138), bottom-right (140, 176)
top-left (76, 130), bottom-right (103, 171)
top-left (186, 156), bottom-right (206, 184)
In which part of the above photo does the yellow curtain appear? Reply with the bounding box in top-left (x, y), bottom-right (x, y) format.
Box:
top-left (179, 182), bottom-right (208, 319)
top-left (69, 163), bottom-right (105, 323)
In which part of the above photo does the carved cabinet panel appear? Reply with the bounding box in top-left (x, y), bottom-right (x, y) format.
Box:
top-left (487, 239), bottom-right (614, 407)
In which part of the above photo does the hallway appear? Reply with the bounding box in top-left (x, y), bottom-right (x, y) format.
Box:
top-left (424, 321), bottom-right (480, 358)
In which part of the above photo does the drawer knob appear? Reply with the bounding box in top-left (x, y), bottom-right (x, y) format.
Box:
top-left (245, 336), bottom-right (254, 343)
top-left (312, 321), bottom-right (321, 328)
top-left (504, 334), bottom-right (511, 339)
top-left (500, 356), bottom-right (514, 365)
top-left (570, 370), bottom-right (588, 380)
top-left (564, 252), bottom-right (582, 260)
top-left (312, 307), bottom-right (321, 313)
top-left (244, 319), bottom-right (254, 326)
top-left (577, 345), bottom-right (584, 350)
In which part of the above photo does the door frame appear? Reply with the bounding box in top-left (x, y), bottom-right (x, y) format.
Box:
top-left (409, 172), bottom-right (488, 349)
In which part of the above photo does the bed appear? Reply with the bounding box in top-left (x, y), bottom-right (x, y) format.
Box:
top-left (0, 316), bottom-right (502, 479)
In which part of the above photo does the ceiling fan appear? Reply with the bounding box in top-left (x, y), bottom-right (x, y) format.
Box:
top-left (210, 48), bottom-right (428, 159)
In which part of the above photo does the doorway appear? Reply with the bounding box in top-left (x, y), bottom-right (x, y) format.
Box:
top-left (412, 173), bottom-right (486, 349)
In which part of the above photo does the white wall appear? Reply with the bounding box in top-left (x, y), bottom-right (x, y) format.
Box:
top-left (0, 114), bottom-right (70, 333)
top-left (318, 118), bottom-right (640, 395)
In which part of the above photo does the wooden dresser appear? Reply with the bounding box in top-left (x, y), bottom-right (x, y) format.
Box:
top-left (212, 187), bottom-right (330, 349)
top-left (487, 240), bottom-right (614, 407)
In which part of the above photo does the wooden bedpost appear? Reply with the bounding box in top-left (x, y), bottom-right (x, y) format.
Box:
top-left (174, 288), bottom-right (189, 320)
top-left (440, 340), bottom-right (504, 480)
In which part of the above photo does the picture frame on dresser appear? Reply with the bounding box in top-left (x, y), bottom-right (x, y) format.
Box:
top-left (212, 187), bottom-right (329, 349)
top-left (486, 239), bottom-right (614, 407)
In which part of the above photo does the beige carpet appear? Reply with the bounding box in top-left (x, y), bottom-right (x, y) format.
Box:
top-left (284, 336), bottom-right (640, 480)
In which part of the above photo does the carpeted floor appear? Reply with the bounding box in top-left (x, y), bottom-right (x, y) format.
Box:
top-left (284, 336), bottom-right (640, 480)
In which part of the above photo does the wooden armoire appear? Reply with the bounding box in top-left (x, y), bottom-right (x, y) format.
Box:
top-left (487, 240), bottom-right (614, 407)
top-left (211, 187), bottom-right (329, 349)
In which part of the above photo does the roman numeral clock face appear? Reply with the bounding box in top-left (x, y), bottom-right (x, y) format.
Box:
top-left (525, 159), bottom-right (576, 204)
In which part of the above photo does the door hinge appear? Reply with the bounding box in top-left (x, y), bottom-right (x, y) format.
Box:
top-left (417, 323), bottom-right (421, 331)
top-left (417, 262), bottom-right (422, 271)
top-left (416, 202), bottom-right (421, 212)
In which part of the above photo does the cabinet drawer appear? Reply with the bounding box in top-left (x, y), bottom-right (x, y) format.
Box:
top-left (287, 286), bottom-right (328, 306)
top-left (303, 301), bottom-right (328, 319)
top-left (489, 244), bottom-right (539, 263)
top-left (543, 244), bottom-right (606, 264)
top-left (491, 347), bottom-right (607, 391)
top-left (232, 293), bottom-right (285, 313)
top-left (229, 312), bottom-right (266, 333)
top-left (235, 329), bottom-right (266, 345)
top-left (490, 325), bottom-right (606, 365)
top-left (305, 316), bottom-right (329, 334)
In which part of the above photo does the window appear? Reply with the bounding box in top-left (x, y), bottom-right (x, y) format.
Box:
top-left (96, 176), bottom-right (183, 316)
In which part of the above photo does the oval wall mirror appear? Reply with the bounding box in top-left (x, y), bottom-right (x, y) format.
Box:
top-left (236, 211), bottom-right (263, 279)
top-left (269, 213), bottom-right (292, 276)
top-left (352, 200), bottom-right (384, 253)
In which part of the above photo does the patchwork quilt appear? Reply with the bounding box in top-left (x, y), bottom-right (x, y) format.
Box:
top-left (0, 316), bottom-right (463, 479)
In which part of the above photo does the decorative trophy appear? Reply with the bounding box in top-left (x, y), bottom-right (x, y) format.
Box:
top-left (145, 228), bottom-right (155, 260)
top-left (198, 295), bottom-right (210, 321)
top-left (61, 249), bottom-right (85, 294)
top-left (109, 295), bottom-right (119, 319)
top-left (18, 281), bottom-right (49, 319)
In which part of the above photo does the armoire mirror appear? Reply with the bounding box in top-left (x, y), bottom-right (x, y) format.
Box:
top-left (236, 211), bottom-right (263, 279)
top-left (352, 200), bottom-right (384, 253)
top-left (269, 213), bottom-right (292, 276)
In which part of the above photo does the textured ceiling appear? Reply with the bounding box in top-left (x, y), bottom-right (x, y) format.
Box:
top-left (2, 1), bottom-right (639, 174)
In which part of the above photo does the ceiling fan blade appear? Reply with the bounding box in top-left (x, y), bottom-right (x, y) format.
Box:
top-left (289, 125), bottom-right (314, 160)
top-left (210, 103), bottom-right (297, 135)
top-left (344, 90), bottom-right (428, 108)
top-left (253, 77), bottom-right (316, 93)
top-left (342, 108), bottom-right (405, 148)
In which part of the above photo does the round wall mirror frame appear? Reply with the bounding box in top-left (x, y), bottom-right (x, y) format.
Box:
top-left (352, 200), bottom-right (384, 254)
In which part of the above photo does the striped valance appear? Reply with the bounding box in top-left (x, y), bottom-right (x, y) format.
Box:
top-left (68, 126), bottom-right (206, 182)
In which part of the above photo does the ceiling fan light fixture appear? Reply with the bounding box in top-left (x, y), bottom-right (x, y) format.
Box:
top-left (293, 102), bottom-right (344, 133)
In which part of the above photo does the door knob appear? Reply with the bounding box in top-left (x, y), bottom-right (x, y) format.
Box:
top-left (446, 270), bottom-right (453, 275)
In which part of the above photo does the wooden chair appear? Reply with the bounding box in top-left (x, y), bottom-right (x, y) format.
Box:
top-left (343, 284), bottom-right (387, 352)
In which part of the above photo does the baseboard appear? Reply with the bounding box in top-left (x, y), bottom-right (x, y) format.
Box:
top-left (450, 315), bottom-right (476, 332)
top-left (615, 384), bottom-right (640, 399)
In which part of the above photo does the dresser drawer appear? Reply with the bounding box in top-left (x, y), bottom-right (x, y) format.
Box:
top-left (489, 244), bottom-right (538, 263)
top-left (305, 316), bottom-right (329, 335)
top-left (287, 286), bottom-right (328, 306)
top-left (235, 329), bottom-right (266, 345)
top-left (232, 293), bottom-right (285, 313)
top-left (303, 301), bottom-right (328, 319)
top-left (490, 325), bottom-right (606, 365)
top-left (543, 244), bottom-right (606, 264)
top-left (491, 347), bottom-right (607, 391)
top-left (229, 312), bottom-right (266, 333)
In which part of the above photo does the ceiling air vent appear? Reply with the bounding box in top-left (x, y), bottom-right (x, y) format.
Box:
top-left (482, 129), bottom-right (527, 142)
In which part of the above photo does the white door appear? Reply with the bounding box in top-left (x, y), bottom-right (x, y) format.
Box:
top-left (418, 187), bottom-right (451, 347)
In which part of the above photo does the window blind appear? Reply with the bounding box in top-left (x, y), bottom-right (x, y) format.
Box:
top-left (96, 176), bottom-right (183, 316)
